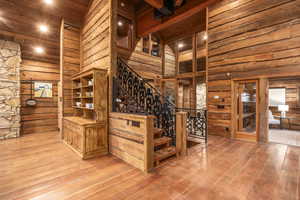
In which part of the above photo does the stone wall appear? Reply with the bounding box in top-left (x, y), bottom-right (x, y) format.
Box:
top-left (196, 82), bottom-right (206, 109)
top-left (0, 40), bottom-right (21, 139)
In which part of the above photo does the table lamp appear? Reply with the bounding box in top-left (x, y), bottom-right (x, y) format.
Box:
top-left (278, 105), bottom-right (289, 118)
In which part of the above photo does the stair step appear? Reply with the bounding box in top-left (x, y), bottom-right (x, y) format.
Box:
top-left (154, 136), bottom-right (171, 147)
top-left (154, 146), bottom-right (177, 162)
top-left (154, 128), bottom-right (164, 137)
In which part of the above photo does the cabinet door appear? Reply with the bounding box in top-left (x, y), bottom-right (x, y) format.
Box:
top-left (85, 125), bottom-right (107, 153)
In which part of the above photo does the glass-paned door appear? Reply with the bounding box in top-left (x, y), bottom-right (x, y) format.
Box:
top-left (234, 80), bottom-right (259, 141)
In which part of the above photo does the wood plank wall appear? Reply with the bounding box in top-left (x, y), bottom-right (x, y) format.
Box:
top-left (269, 78), bottom-right (300, 130)
top-left (207, 0), bottom-right (300, 137)
top-left (81, 0), bottom-right (111, 72)
top-left (62, 25), bottom-right (81, 117)
top-left (109, 112), bottom-right (154, 172)
top-left (117, 0), bottom-right (162, 79)
top-left (20, 60), bottom-right (59, 134)
top-left (164, 45), bottom-right (176, 77)
top-left (117, 45), bottom-right (162, 79)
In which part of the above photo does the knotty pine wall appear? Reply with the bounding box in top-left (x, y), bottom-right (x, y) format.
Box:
top-left (81, 0), bottom-right (111, 72)
top-left (207, 0), bottom-right (300, 137)
top-left (20, 60), bottom-right (59, 134)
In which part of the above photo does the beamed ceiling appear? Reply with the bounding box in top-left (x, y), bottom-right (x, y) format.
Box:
top-left (0, 0), bottom-right (90, 64)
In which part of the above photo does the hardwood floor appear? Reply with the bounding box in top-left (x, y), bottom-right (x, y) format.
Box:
top-left (1, 131), bottom-right (299, 200)
top-left (270, 128), bottom-right (300, 147)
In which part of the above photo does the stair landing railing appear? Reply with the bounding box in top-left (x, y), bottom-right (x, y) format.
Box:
top-left (176, 107), bottom-right (208, 143)
top-left (113, 57), bottom-right (176, 144)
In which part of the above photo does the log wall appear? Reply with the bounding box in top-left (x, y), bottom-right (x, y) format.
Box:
top-left (207, 0), bottom-right (300, 137)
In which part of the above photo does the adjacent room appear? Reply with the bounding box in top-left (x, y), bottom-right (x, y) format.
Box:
top-left (268, 77), bottom-right (300, 146)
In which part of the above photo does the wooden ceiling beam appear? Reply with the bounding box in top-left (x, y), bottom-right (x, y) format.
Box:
top-left (144, 0), bottom-right (164, 9)
top-left (137, 0), bottom-right (221, 37)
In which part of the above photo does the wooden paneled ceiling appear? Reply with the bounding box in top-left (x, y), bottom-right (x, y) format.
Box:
top-left (0, 0), bottom-right (90, 63)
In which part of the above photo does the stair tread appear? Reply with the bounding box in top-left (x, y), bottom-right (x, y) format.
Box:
top-left (154, 146), bottom-right (176, 161)
top-left (154, 136), bottom-right (172, 146)
top-left (154, 128), bottom-right (164, 135)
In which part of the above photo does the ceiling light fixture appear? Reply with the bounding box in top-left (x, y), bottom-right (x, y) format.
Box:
top-left (34, 46), bottom-right (45, 54)
top-left (203, 33), bottom-right (208, 40)
top-left (178, 43), bottom-right (184, 48)
top-left (121, 2), bottom-right (125, 7)
top-left (118, 21), bottom-right (123, 26)
top-left (38, 24), bottom-right (49, 33)
top-left (43, 0), bottom-right (53, 5)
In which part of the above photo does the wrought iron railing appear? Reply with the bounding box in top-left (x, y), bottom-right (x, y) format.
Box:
top-left (113, 57), bottom-right (176, 144)
top-left (176, 108), bottom-right (208, 143)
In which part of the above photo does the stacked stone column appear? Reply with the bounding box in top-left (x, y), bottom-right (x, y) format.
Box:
top-left (0, 40), bottom-right (21, 139)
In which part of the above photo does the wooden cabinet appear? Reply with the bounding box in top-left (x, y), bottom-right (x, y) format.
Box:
top-left (63, 117), bottom-right (108, 159)
top-left (63, 68), bottom-right (108, 159)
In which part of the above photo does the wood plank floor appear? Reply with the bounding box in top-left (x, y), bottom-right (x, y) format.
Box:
top-left (270, 129), bottom-right (300, 147)
top-left (1, 131), bottom-right (299, 200)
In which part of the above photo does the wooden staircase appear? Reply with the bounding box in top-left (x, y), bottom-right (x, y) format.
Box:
top-left (153, 128), bottom-right (177, 166)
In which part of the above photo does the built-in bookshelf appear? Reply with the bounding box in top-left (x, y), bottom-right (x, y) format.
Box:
top-left (63, 68), bottom-right (108, 159)
top-left (71, 68), bottom-right (107, 122)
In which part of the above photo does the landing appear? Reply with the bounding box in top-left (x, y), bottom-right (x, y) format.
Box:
top-left (0, 132), bottom-right (298, 199)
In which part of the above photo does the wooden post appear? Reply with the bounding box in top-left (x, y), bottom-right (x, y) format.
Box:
top-left (144, 115), bottom-right (154, 172)
top-left (59, 18), bottom-right (64, 140)
top-left (176, 112), bottom-right (187, 156)
top-left (259, 78), bottom-right (269, 143)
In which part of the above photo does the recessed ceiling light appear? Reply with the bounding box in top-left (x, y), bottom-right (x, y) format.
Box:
top-left (178, 43), bottom-right (184, 48)
top-left (121, 2), bottom-right (125, 7)
top-left (43, 0), bottom-right (53, 5)
top-left (38, 24), bottom-right (49, 33)
top-left (203, 33), bottom-right (208, 40)
top-left (118, 21), bottom-right (123, 26)
top-left (34, 46), bottom-right (45, 54)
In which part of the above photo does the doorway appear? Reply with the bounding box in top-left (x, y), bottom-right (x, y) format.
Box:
top-left (233, 80), bottom-right (259, 142)
top-left (268, 77), bottom-right (300, 146)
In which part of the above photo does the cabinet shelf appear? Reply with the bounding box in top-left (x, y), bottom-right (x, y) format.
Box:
top-left (72, 96), bottom-right (93, 99)
top-left (72, 106), bottom-right (94, 110)
top-left (82, 85), bottom-right (93, 88)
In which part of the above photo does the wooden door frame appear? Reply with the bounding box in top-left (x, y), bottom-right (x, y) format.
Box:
top-left (232, 79), bottom-right (260, 142)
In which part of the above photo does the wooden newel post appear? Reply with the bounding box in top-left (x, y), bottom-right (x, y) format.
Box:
top-left (145, 115), bottom-right (155, 172)
top-left (176, 112), bottom-right (188, 156)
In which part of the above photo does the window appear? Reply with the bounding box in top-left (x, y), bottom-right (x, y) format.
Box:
top-left (117, 15), bottom-right (132, 49)
top-left (142, 34), bottom-right (161, 57)
top-left (177, 36), bottom-right (193, 74)
top-left (151, 35), bottom-right (161, 57)
top-left (142, 35), bottom-right (150, 53)
top-left (269, 88), bottom-right (286, 106)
